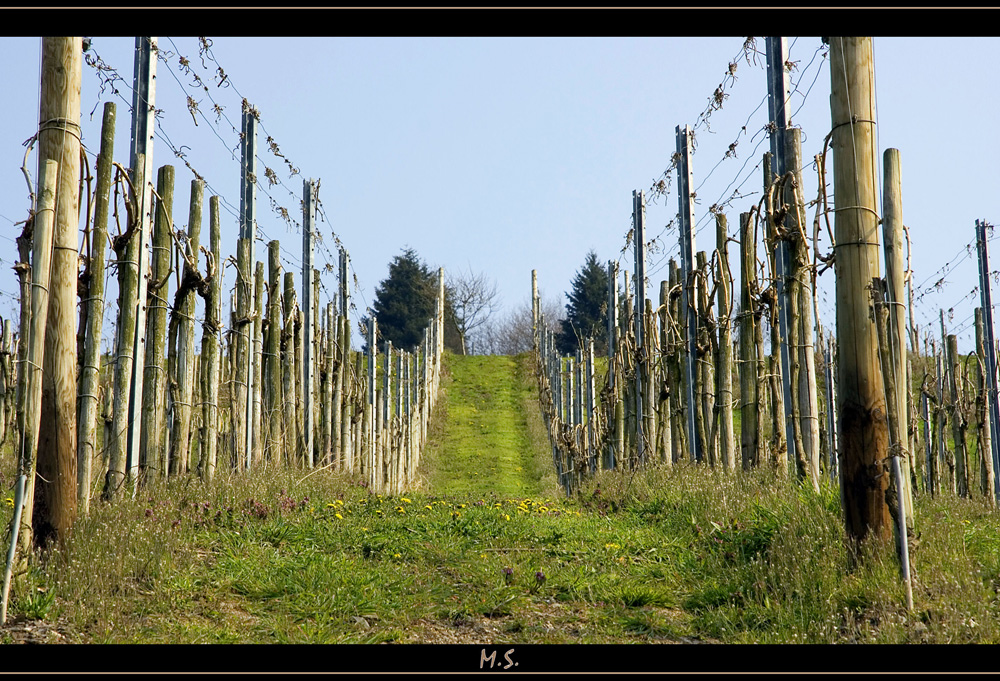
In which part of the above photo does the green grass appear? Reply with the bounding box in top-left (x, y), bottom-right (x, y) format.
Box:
top-left (422, 353), bottom-right (558, 498)
top-left (5, 352), bottom-right (1000, 645)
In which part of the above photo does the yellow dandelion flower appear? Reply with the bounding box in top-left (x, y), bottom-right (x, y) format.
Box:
top-left (394, 553), bottom-right (401, 558)
top-left (335, 513), bottom-right (344, 520)
top-left (605, 543), bottom-right (620, 550)
top-left (401, 498), bottom-right (412, 504)
top-left (396, 506), bottom-right (406, 514)
top-left (504, 514), bottom-right (511, 521)
top-left (326, 503), bottom-right (337, 508)
top-left (424, 505), bottom-right (433, 511)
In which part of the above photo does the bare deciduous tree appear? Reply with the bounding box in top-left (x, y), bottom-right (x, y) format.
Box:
top-left (479, 295), bottom-right (562, 356)
top-left (446, 268), bottom-right (501, 355)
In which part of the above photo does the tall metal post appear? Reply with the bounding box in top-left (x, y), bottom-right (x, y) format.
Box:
top-left (676, 125), bottom-right (702, 462)
top-left (302, 179), bottom-right (316, 467)
top-left (633, 190), bottom-right (646, 464)
top-left (977, 219), bottom-right (1000, 502)
top-left (125, 37), bottom-right (157, 487)
top-left (766, 35), bottom-right (797, 465)
top-left (239, 104), bottom-right (258, 470)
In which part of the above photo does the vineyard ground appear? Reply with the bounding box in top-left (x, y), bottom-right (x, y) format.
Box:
top-left (3, 353), bottom-right (1000, 648)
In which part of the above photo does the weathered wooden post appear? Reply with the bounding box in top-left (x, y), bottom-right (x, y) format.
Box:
top-left (695, 250), bottom-right (714, 467)
top-left (874, 281), bottom-right (913, 611)
top-left (946, 334), bottom-right (969, 497)
top-left (975, 308), bottom-right (996, 504)
top-left (14, 159), bottom-right (58, 559)
top-left (138, 165), bottom-right (173, 485)
top-left (199, 197), bottom-right (222, 482)
top-left (882, 147), bottom-right (914, 517)
top-left (829, 36), bottom-right (892, 546)
top-left (283, 272), bottom-right (298, 465)
top-left (77, 101), bottom-right (115, 513)
top-left (715, 213), bottom-right (736, 472)
top-left (34, 37), bottom-right (82, 545)
top-left (251, 261), bottom-right (264, 468)
top-left (167, 178), bottom-right (202, 477)
top-left (785, 127), bottom-right (821, 489)
top-left (739, 213), bottom-right (761, 470)
top-left (658, 279), bottom-right (672, 466)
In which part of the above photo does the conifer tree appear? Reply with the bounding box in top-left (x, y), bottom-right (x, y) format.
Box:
top-left (556, 250), bottom-right (609, 355)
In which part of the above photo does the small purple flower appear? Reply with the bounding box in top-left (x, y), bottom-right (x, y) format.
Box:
top-left (535, 571), bottom-right (546, 584)
top-left (502, 566), bottom-right (513, 584)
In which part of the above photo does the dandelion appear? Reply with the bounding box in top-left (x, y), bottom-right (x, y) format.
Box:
top-left (424, 505), bottom-right (433, 511)
top-left (452, 511), bottom-right (461, 520)
top-left (401, 498), bottom-right (411, 504)
top-left (394, 553), bottom-right (402, 559)
top-left (504, 514), bottom-right (511, 521)
top-left (4, 497), bottom-right (13, 508)
top-left (396, 506), bottom-right (406, 514)
top-left (335, 513), bottom-right (344, 520)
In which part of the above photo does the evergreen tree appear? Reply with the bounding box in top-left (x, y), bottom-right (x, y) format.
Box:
top-left (368, 247), bottom-right (463, 355)
top-left (556, 250), bottom-right (609, 355)
top-left (370, 248), bottom-right (435, 353)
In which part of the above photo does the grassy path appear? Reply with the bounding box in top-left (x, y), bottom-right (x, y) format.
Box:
top-left (422, 353), bottom-right (558, 498)
top-left (7, 354), bottom-right (1000, 652)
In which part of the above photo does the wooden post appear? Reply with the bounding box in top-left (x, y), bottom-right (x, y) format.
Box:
top-left (975, 308), bottom-right (996, 504)
top-left (14, 159), bottom-right (58, 559)
top-left (167, 178), bottom-right (202, 477)
top-left (76, 101), bottom-right (115, 513)
top-left (282, 272), bottom-right (298, 464)
top-left (199, 197), bottom-right (222, 482)
top-left (947, 334), bottom-right (969, 497)
top-left (764, 153), bottom-right (788, 474)
top-left (294, 305), bottom-right (305, 465)
top-left (105, 152), bottom-right (144, 500)
top-left (263, 241), bottom-right (283, 464)
top-left (882, 148), bottom-right (914, 520)
top-left (829, 36), bottom-right (891, 546)
top-left (668, 260), bottom-right (688, 462)
top-left (739, 214), bottom-right (761, 470)
top-left (34, 37), bottom-right (82, 546)
top-left (873, 280), bottom-right (914, 611)
top-left (658, 279), bottom-right (672, 466)
top-left (251, 261), bottom-right (264, 468)
top-left (715, 213), bottom-right (736, 472)
top-left (785, 127), bottom-right (821, 489)
top-left (696, 251), bottom-right (715, 467)
top-left (138, 165), bottom-right (173, 484)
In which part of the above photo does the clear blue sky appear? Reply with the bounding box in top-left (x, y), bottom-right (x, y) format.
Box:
top-left (1, 36), bottom-right (997, 354)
